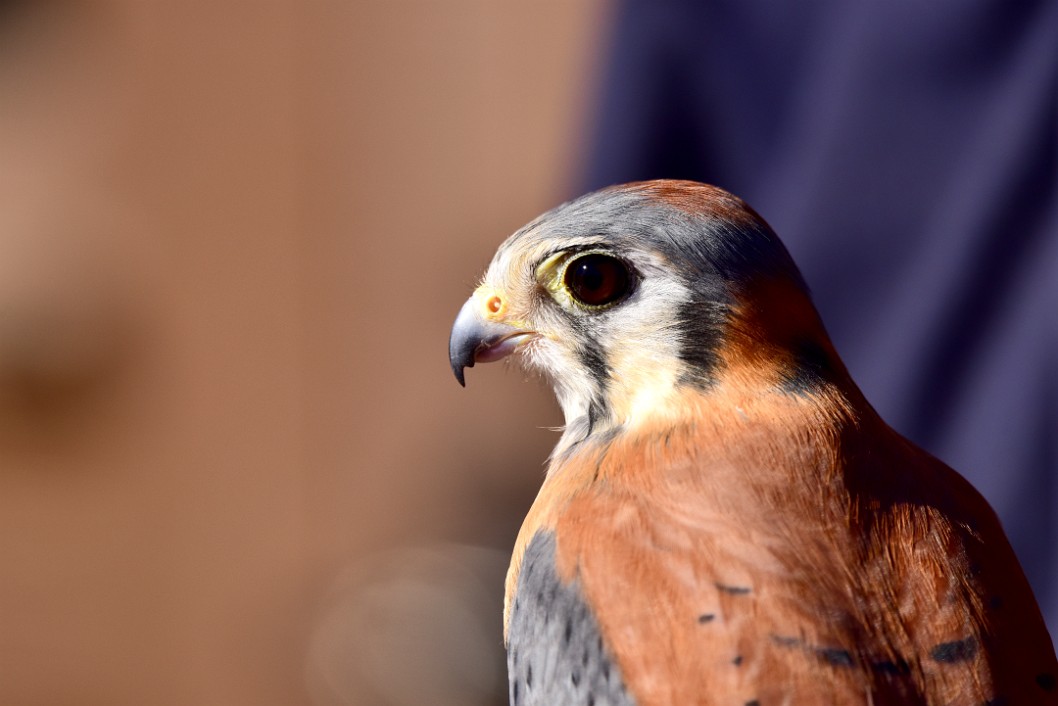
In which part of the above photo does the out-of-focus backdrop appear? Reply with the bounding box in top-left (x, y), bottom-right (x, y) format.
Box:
top-left (1, 2), bottom-right (1055, 705)
top-left (0, 2), bottom-right (601, 705)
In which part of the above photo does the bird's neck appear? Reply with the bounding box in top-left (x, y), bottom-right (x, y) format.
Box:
top-left (552, 372), bottom-right (862, 473)
top-left (551, 331), bottom-right (865, 467)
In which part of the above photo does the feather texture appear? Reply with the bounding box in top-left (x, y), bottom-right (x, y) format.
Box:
top-left (451, 180), bottom-right (1057, 705)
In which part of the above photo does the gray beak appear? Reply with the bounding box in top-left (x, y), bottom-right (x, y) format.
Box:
top-left (449, 297), bottom-right (534, 386)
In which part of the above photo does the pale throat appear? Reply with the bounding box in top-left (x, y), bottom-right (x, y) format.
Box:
top-left (605, 356), bottom-right (687, 429)
top-left (551, 346), bottom-right (691, 448)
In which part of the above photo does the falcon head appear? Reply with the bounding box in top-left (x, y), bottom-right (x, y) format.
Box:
top-left (450, 180), bottom-right (842, 448)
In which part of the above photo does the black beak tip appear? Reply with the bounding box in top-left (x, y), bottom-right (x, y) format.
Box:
top-left (453, 362), bottom-right (468, 387)
top-left (449, 334), bottom-right (474, 387)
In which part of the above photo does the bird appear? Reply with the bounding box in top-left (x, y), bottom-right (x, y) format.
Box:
top-left (448, 180), bottom-right (1058, 705)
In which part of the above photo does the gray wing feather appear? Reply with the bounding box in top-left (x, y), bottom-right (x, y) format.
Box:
top-left (507, 532), bottom-right (637, 706)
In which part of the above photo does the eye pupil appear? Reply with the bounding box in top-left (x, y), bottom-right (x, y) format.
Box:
top-left (564, 253), bottom-right (631, 307)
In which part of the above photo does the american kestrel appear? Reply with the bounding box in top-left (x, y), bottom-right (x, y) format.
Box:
top-left (449, 181), bottom-right (1057, 705)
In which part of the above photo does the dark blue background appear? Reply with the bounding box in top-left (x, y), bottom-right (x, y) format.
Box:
top-left (582, 0), bottom-right (1058, 637)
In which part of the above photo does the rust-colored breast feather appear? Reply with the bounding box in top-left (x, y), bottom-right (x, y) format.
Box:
top-left (506, 383), bottom-right (1058, 705)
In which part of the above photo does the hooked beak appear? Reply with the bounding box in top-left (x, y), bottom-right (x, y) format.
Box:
top-left (449, 297), bottom-right (535, 386)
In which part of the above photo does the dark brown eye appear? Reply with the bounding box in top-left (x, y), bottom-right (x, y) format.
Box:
top-left (563, 253), bottom-right (631, 307)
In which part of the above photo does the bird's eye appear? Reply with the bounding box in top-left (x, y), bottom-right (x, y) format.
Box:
top-left (563, 253), bottom-right (631, 307)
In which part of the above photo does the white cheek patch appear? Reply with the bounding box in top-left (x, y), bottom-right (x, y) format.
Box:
top-left (529, 270), bottom-right (695, 431)
top-left (598, 275), bottom-right (693, 425)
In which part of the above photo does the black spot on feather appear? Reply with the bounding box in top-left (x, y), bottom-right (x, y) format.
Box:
top-left (1037, 672), bottom-right (1057, 691)
top-left (930, 636), bottom-right (978, 663)
top-left (716, 583), bottom-right (751, 595)
top-left (818, 647), bottom-right (854, 667)
top-left (871, 658), bottom-right (911, 675)
top-left (780, 338), bottom-right (833, 395)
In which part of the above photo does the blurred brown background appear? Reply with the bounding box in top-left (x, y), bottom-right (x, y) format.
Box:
top-left (0, 2), bottom-right (605, 704)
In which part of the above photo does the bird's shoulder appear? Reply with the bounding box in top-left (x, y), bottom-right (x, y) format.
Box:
top-left (505, 403), bottom-right (1058, 705)
top-left (507, 531), bottom-right (636, 706)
